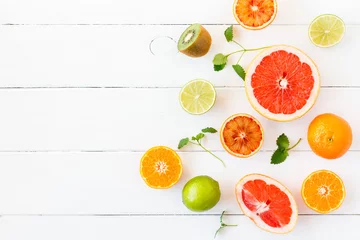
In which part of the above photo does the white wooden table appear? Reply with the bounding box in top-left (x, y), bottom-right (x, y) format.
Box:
top-left (0, 0), bottom-right (359, 239)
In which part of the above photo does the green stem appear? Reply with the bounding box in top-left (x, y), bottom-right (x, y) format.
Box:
top-left (226, 45), bottom-right (271, 57)
top-left (198, 143), bottom-right (226, 167)
top-left (236, 51), bottom-right (246, 64)
top-left (287, 138), bottom-right (302, 151)
top-left (232, 40), bottom-right (245, 49)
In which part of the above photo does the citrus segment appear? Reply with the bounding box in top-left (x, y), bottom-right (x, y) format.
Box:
top-left (309, 14), bottom-right (345, 48)
top-left (302, 170), bottom-right (346, 214)
top-left (236, 174), bottom-right (298, 234)
top-left (233, 0), bottom-right (277, 30)
top-left (308, 113), bottom-right (352, 160)
top-left (179, 79), bottom-right (216, 115)
top-left (220, 114), bottom-right (264, 158)
top-left (140, 146), bottom-right (182, 189)
top-left (245, 45), bottom-right (320, 122)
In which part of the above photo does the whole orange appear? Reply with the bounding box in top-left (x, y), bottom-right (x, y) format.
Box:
top-left (308, 113), bottom-right (352, 160)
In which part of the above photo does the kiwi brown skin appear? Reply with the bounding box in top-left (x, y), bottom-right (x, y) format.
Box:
top-left (179, 25), bottom-right (212, 58)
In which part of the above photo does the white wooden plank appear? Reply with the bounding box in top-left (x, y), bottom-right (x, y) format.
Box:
top-left (0, 88), bottom-right (357, 151)
top-left (0, 152), bottom-right (358, 214)
top-left (0, 0), bottom-right (359, 24)
top-left (0, 215), bottom-right (359, 240)
top-left (0, 25), bottom-right (358, 87)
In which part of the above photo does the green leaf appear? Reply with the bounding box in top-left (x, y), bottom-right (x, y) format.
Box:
top-left (214, 64), bottom-right (226, 71)
top-left (178, 137), bottom-right (189, 149)
top-left (195, 133), bottom-right (205, 141)
top-left (271, 148), bottom-right (289, 165)
top-left (191, 136), bottom-right (197, 141)
top-left (276, 133), bottom-right (290, 149)
top-left (232, 64), bottom-right (246, 81)
top-left (224, 25), bottom-right (233, 42)
top-left (213, 53), bottom-right (228, 66)
top-left (202, 127), bottom-right (217, 133)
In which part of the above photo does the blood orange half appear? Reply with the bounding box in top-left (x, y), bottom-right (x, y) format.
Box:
top-left (233, 0), bottom-right (277, 30)
top-left (220, 114), bottom-right (264, 158)
top-left (236, 174), bottom-right (298, 234)
top-left (245, 45), bottom-right (320, 122)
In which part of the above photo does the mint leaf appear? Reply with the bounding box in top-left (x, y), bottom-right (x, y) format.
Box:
top-left (195, 133), bottom-right (205, 141)
top-left (214, 64), bottom-right (226, 71)
top-left (202, 127), bottom-right (217, 133)
top-left (192, 136), bottom-right (197, 141)
top-left (232, 64), bottom-right (246, 81)
top-left (224, 26), bottom-right (233, 42)
top-left (178, 137), bottom-right (189, 149)
top-left (276, 133), bottom-right (290, 149)
top-left (271, 148), bottom-right (289, 164)
top-left (213, 53), bottom-right (228, 66)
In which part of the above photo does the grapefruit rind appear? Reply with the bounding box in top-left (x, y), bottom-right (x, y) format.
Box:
top-left (220, 113), bottom-right (264, 158)
top-left (140, 146), bottom-right (183, 189)
top-left (301, 170), bottom-right (346, 214)
top-left (245, 45), bottom-right (320, 122)
top-left (233, 0), bottom-right (278, 30)
top-left (236, 174), bottom-right (298, 234)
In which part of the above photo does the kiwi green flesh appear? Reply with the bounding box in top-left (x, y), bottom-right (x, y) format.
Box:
top-left (177, 24), bottom-right (201, 51)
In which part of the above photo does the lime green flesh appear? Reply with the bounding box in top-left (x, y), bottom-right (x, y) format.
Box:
top-left (182, 175), bottom-right (221, 212)
top-left (309, 14), bottom-right (345, 47)
top-left (179, 79), bottom-right (216, 115)
top-left (178, 24), bottom-right (201, 51)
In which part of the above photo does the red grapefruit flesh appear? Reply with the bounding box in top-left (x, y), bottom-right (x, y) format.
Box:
top-left (245, 45), bottom-right (320, 122)
top-left (236, 174), bottom-right (298, 234)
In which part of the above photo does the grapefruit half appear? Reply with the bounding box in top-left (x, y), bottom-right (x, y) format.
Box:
top-left (245, 45), bottom-right (320, 122)
top-left (236, 174), bottom-right (298, 234)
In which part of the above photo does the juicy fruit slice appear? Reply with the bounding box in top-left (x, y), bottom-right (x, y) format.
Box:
top-left (140, 146), bottom-right (182, 189)
top-left (309, 14), bottom-right (345, 48)
top-left (302, 170), bottom-right (346, 214)
top-left (220, 114), bottom-right (264, 158)
top-left (182, 175), bottom-right (221, 212)
top-left (236, 174), bottom-right (298, 234)
top-left (245, 45), bottom-right (320, 122)
top-left (178, 23), bottom-right (212, 58)
top-left (179, 79), bottom-right (216, 115)
top-left (233, 0), bottom-right (277, 30)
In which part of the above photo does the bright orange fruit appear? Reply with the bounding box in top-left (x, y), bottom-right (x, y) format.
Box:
top-left (308, 113), bottom-right (352, 159)
top-left (220, 114), bottom-right (264, 158)
top-left (233, 0), bottom-right (277, 30)
top-left (140, 146), bottom-right (182, 189)
top-left (302, 170), bottom-right (346, 214)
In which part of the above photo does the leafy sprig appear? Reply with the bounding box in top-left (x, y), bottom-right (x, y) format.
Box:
top-left (214, 211), bottom-right (237, 239)
top-left (213, 25), bottom-right (271, 81)
top-left (271, 134), bottom-right (302, 165)
top-left (178, 127), bottom-right (226, 167)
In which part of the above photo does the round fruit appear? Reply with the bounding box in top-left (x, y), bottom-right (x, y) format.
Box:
top-left (309, 14), bottom-right (345, 48)
top-left (179, 79), bottom-right (216, 115)
top-left (177, 23), bottom-right (212, 58)
top-left (245, 45), bottom-right (320, 122)
top-left (235, 174), bottom-right (298, 234)
top-left (233, 0), bottom-right (277, 30)
top-left (308, 113), bottom-right (352, 159)
top-left (220, 113), bottom-right (264, 158)
top-left (182, 175), bottom-right (221, 212)
top-left (302, 170), bottom-right (346, 214)
top-left (140, 146), bottom-right (182, 189)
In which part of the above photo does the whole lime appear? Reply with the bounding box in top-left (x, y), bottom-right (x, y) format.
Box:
top-left (182, 175), bottom-right (221, 212)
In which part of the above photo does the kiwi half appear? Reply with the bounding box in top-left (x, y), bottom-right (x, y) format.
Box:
top-left (178, 24), bottom-right (212, 58)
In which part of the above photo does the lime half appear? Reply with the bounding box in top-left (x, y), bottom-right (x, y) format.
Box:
top-left (179, 79), bottom-right (216, 115)
top-left (309, 14), bottom-right (345, 48)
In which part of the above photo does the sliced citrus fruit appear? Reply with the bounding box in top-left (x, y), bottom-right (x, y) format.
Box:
top-left (302, 170), bottom-right (346, 214)
top-left (179, 79), bottom-right (216, 115)
top-left (220, 114), bottom-right (264, 158)
top-left (140, 146), bottom-right (182, 189)
top-left (245, 45), bottom-right (320, 122)
top-left (236, 174), bottom-right (298, 234)
top-left (233, 0), bottom-right (277, 30)
top-left (309, 14), bottom-right (345, 48)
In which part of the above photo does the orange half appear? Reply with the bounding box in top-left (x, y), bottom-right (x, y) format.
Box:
top-left (220, 113), bottom-right (264, 158)
top-left (302, 170), bottom-right (346, 214)
top-left (140, 146), bottom-right (182, 189)
top-left (233, 0), bottom-right (277, 30)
